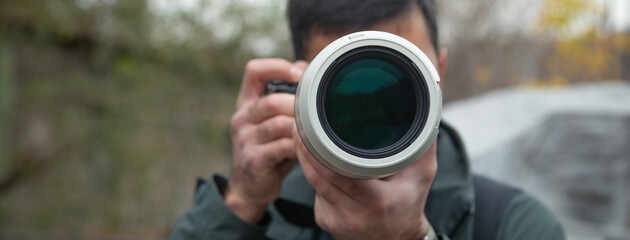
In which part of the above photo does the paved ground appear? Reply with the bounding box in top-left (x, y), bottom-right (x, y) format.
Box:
top-left (443, 81), bottom-right (630, 240)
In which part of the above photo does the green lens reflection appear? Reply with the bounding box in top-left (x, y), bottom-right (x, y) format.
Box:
top-left (325, 59), bottom-right (416, 150)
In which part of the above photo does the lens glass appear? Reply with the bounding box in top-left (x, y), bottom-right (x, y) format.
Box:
top-left (324, 58), bottom-right (416, 150)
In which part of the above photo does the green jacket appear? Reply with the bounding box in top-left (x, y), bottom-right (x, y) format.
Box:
top-left (170, 123), bottom-right (565, 239)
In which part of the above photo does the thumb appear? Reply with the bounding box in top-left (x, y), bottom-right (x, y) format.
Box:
top-left (290, 60), bottom-right (308, 82)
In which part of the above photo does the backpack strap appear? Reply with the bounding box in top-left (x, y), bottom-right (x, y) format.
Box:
top-left (473, 174), bottom-right (521, 240)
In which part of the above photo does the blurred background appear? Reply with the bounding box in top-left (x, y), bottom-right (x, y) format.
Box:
top-left (0, 0), bottom-right (628, 239)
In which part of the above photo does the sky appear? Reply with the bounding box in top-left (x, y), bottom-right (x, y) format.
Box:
top-left (607, 0), bottom-right (630, 31)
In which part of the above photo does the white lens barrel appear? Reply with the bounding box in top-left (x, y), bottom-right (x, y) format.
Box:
top-left (295, 31), bottom-right (442, 179)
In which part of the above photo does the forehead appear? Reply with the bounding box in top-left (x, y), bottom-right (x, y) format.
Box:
top-left (304, 4), bottom-right (437, 67)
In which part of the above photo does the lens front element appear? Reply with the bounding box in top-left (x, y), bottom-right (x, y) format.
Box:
top-left (325, 58), bottom-right (416, 150)
top-left (318, 46), bottom-right (429, 159)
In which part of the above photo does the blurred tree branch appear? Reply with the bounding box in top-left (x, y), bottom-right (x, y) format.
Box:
top-left (0, 35), bottom-right (15, 193)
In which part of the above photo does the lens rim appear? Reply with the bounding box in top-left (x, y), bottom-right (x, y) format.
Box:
top-left (295, 31), bottom-right (442, 178)
top-left (316, 46), bottom-right (430, 159)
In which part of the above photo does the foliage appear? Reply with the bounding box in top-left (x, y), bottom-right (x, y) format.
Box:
top-left (440, 0), bottom-right (628, 101)
top-left (536, 0), bottom-right (629, 83)
top-left (545, 30), bottom-right (630, 83)
top-left (0, 0), bottom-right (289, 237)
top-left (536, 0), bottom-right (603, 37)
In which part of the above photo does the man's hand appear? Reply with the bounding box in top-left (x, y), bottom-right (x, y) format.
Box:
top-left (224, 59), bottom-right (307, 224)
top-left (294, 131), bottom-right (437, 240)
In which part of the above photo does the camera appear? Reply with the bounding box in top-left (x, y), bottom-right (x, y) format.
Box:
top-left (270, 31), bottom-right (442, 178)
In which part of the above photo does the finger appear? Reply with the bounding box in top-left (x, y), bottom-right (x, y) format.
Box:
top-left (386, 141), bottom-right (438, 184)
top-left (294, 132), bottom-right (380, 202)
top-left (314, 194), bottom-right (341, 233)
top-left (297, 146), bottom-right (347, 206)
top-left (294, 131), bottom-right (382, 199)
top-left (254, 115), bottom-right (295, 143)
top-left (237, 59), bottom-right (295, 108)
top-left (290, 60), bottom-right (308, 82)
top-left (246, 93), bottom-right (295, 123)
top-left (246, 138), bottom-right (297, 169)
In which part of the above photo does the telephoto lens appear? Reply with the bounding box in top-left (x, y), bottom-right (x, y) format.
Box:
top-left (295, 31), bottom-right (442, 179)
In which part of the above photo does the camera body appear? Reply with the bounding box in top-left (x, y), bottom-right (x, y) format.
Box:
top-left (294, 31), bottom-right (442, 179)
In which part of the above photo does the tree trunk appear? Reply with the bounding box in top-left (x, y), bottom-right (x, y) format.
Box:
top-left (0, 37), bottom-right (15, 190)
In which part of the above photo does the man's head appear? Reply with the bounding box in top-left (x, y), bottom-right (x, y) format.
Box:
top-left (286, 3), bottom-right (445, 231)
top-left (286, 0), bottom-right (445, 192)
top-left (287, 0), bottom-right (439, 61)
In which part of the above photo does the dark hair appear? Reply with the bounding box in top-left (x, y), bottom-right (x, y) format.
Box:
top-left (287, 0), bottom-right (438, 60)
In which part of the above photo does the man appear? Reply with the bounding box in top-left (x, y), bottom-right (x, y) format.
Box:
top-left (171, 0), bottom-right (566, 239)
